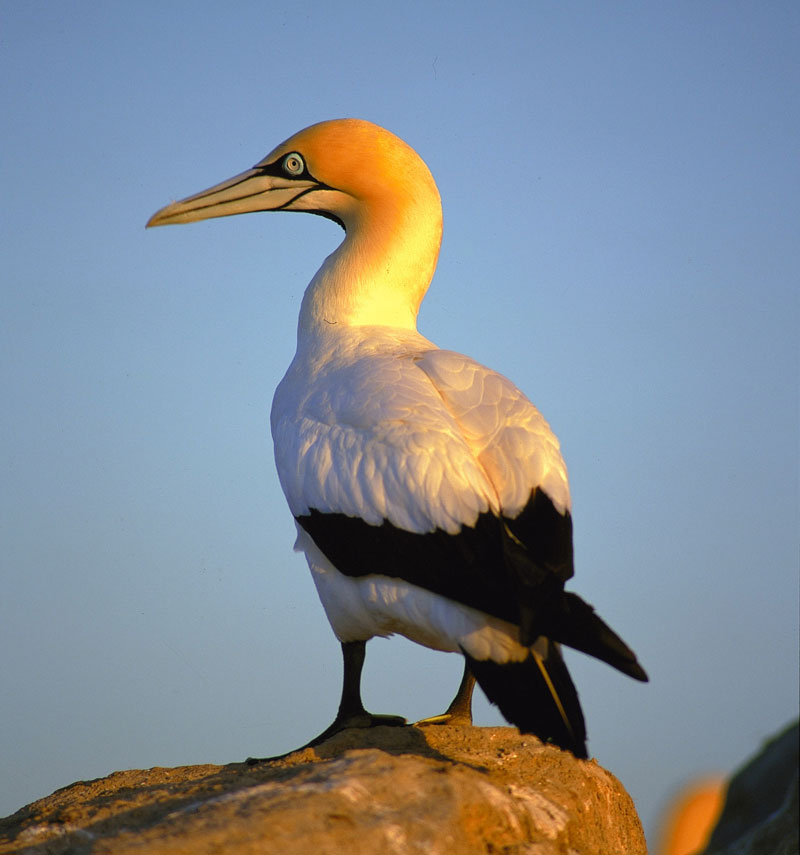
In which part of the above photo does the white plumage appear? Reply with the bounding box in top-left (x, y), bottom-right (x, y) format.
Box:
top-left (272, 324), bottom-right (568, 659)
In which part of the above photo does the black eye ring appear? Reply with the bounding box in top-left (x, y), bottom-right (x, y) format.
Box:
top-left (282, 152), bottom-right (305, 176)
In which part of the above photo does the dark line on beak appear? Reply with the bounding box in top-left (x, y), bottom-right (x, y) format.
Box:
top-left (273, 186), bottom-right (321, 211)
top-left (177, 183), bottom-right (319, 219)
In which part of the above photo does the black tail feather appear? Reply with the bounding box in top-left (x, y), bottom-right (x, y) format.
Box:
top-left (463, 641), bottom-right (588, 759)
top-left (541, 592), bottom-right (649, 682)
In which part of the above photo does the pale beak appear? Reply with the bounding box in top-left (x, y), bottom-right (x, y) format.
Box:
top-left (147, 166), bottom-right (318, 227)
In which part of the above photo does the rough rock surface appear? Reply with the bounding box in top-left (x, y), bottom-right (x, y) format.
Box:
top-left (0, 726), bottom-right (646, 855)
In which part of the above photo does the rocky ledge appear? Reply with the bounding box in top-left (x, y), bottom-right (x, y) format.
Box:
top-left (0, 726), bottom-right (646, 855)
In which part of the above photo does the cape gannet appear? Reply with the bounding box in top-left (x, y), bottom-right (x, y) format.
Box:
top-left (148, 118), bottom-right (647, 759)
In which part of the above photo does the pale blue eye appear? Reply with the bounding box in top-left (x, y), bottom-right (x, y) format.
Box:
top-left (283, 153), bottom-right (305, 176)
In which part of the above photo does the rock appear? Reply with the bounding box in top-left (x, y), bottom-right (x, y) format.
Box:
top-left (701, 720), bottom-right (799, 855)
top-left (0, 726), bottom-right (646, 855)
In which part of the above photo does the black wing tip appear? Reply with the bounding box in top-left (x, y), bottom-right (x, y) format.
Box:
top-left (552, 592), bottom-right (649, 682)
top-left (609, 654), bottom-right (648, 682)
top-left (627, 662), bottom-right (649, 683)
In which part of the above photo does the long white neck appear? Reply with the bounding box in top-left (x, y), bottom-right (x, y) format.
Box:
top-left (296, 188), bottom-right (443, 341)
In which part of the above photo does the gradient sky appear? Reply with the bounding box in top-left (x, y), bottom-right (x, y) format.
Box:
top-left (2, 1), bottom-right (798, 844)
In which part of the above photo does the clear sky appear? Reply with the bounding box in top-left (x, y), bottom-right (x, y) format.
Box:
top-left (2, 1), bottom-right (797, 844)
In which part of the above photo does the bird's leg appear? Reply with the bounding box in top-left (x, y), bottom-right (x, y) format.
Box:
top-left (246, 640), bottom-right (406, 764)
top-left (415, 658), bottom-right (476, 726)
top-left (326, 639), bottom-right (408, 731)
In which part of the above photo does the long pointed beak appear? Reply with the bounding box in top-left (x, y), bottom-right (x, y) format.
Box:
top-left (146, 167), bottom-right (318, 227)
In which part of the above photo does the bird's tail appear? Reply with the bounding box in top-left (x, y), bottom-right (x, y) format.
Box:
top-left (463, 639), bottom-right (588, 759)
top-left (538, 592), bottom-right (649, 683)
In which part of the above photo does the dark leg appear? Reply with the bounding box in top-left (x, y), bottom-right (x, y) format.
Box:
top-left (325, 639), bottom-right (408, 732)
top-left (416, 658), bottom-right (476, 726)
top-left (247, 640), bottom-right (406, 763)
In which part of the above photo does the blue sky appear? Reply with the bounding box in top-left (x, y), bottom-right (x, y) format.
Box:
top-left (2, 1), bottom-right (798, 843)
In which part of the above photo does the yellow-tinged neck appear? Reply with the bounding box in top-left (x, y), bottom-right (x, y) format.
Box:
top-left (297, 167), bottom-right (443, 339)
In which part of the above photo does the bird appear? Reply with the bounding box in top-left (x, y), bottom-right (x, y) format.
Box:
top-left (147, 118), bottom-right (647, 759)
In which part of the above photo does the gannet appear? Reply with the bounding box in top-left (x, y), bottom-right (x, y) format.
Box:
top-left (148, 119), bottom-right (647, 758)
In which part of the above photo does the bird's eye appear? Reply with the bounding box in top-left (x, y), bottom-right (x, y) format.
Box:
top-left (282, 153), bottom-right (305, 176)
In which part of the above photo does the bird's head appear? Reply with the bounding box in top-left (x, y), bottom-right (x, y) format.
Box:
top-left (146, 118), bottom-right (441, 236)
